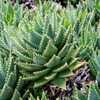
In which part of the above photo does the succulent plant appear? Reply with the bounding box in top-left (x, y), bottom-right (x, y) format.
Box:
top-left (72, 83), bottom-right (100, 100)
top-left (0, 0), bottom-right (87, 88)
top-left (89, 51), bottom-right (100, 84)
top-left (0, 0), bottom-right (100, 99)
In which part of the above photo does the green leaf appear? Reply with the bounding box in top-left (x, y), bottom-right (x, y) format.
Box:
top-left (34, 79), bottom-right (49, 88)
top-left (43, 40), bottom-right (58, 59)
top-left (0, 84), bottom-right (13, 100)
top-left (13, 50), bottom-right (33, 62)
top-left (39, 35), bottom-right (49, 54)
top-left (44, 55), bottom-right (60, 68)
top-left (52, 78), bottom-right (66, 89)
top-left (53, 63), bottom-right (68, 73)
top-left (33, 53), bottom-right (47, 65)
top-left (69, 61), bottom-right (87, 71)
top-left (4, 2), bottom-right (14, 25)
top-left (29, 93), bottom-right (35, 100)
top-left (17, 62), bottom-right (44, 72)
top-left (41, 92), bottom-right (47, 100)
top-left (58, 43), bottom-right (69, 58)
top-left (6, 72), bottom-right (17, 88)
top-left (11, 89), bottom-right (21, 100)
top-left (96, 72), bottom-right (100, 84)
top-left (88, 84), bottom-right (100, 100)
top-left (34, 73), bottom-right (56, 88)
top-left (47, 24), bottom-right (55, 39)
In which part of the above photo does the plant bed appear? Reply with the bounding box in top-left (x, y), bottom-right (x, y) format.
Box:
top-left (0, 0), bottom-right (100, 100)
